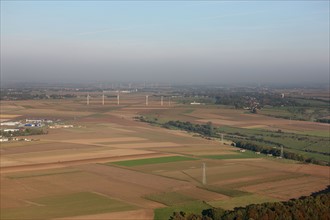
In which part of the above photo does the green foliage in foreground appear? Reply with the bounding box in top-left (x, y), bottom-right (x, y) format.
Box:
top-left (109, 156), bottom-right (197, 167)
top-left (0, 192), bottom-right (135, 219)
top-left (170, 186), bottom-right (330, 220)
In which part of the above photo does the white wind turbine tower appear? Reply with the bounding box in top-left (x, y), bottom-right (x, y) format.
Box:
top-left (102, 92), bottom-right (105, 105)
top-left (202, 163), bottom-right (207, 185)
top-left (117, 91), bottom-right (120, 105)
top-left (146, 95), bottom-right (149, 106)
top-left (87, 93), bottom-right (90, 105)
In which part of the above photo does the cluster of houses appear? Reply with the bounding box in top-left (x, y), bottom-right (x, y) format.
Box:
top-left (0, 136), bottom-right (33, 142)
top-left (0, 118), bottom-right (54, 142)
top-left (0, 118), bottom-right (78, 142)
top-left (1, 119), bottom-right (54, 128)
top-left (49, 124), bottom-right (74, 129)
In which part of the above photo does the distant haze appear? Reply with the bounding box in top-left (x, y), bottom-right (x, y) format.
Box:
top-left (1, 1), bottom-right (329, 85)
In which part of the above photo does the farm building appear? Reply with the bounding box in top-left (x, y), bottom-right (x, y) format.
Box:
top-left (0, 121), bottom-right (20, 126)
top-left (24, 123), bottom-right (42, 127)
top-left (0, 138), bottom-right (9, 142)
top-left (3, 129), bottom-right (19, 132)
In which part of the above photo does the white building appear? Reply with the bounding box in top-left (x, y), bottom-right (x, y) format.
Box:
top-left (4, 129), bottom-right (19, 132)
top-left (26, 119), bottom-right (42, 123)
top-left (0, 138), bottom-right (9, 142)
top-left (0, 121), bottom-right (20, 126)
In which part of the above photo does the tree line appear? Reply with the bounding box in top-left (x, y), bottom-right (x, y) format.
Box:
top-left (169, 186), bottom-right (330, 220)
top-left (233, 140), bottom-right (328, 166)
top-left (0, 128), bottom-right (46, 138)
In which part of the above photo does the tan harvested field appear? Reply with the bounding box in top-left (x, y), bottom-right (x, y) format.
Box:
top-left (0, 114), bottom-right (22, 119)
top-left (56, 209), bottom-right (154, 220)
top-left (240, 175), bottom-right (329, 199)
top-left (190, 108), bottom-right (329, 132)
top-left (1, 98), bottom-right (329, 219)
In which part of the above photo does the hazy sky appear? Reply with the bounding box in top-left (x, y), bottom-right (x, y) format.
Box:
top-left (1, 1), bottom-right (329, 85)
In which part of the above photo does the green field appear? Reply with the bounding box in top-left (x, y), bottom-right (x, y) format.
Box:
top-left (202, 151), bottom-right (259, 160)
top-left (207, 194), bottom-right (278, 210)
top-left (154, 201), bottom-right (211, 220)
top-left (145, 192), bottom-right (198, 206)
top-left (0, 192), bottom-right (136, 219)
top-left (217, 126), bottom-right (330, 164)
top-left (259, 101), bottom-right (329, 121)
top-left (108, 156), bottom-right (197, 167)
top-left (199, 185), bottom-right (251, 197)
top-left (293, 130), bottom-right (330, 138)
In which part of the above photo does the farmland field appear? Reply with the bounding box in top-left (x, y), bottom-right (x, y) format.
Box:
top-left (1, 192), bottom-right (136, 219)
top-left (109, 156), bottom-right (197, 167)
top-left (1, 96), bottom-right (329, 219)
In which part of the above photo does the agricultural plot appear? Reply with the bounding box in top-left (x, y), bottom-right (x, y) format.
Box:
top-left (145, 192), bottom-right (198, 206)
top-left (240, 175), bottom-right (330, 200)
top-left (1, 192), bottom-right (136, 220)
top-left (202, 151), bottom-right (260, 160)
top-left (109, 156), bottom-right (197, 167)
top-left (167, 107), bottom-right (329, 134)
top-left (1, 98), bottom-right (329, 220)
top-left (149, 144), bottom-right (235, 157)
top-left (5, 167), bottom-right (81, 179)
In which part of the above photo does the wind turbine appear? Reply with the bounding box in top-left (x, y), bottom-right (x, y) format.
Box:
top-left (117, 91), bottom-right (120, 105)
top-left (87, 93), bottom-right (90, 105)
